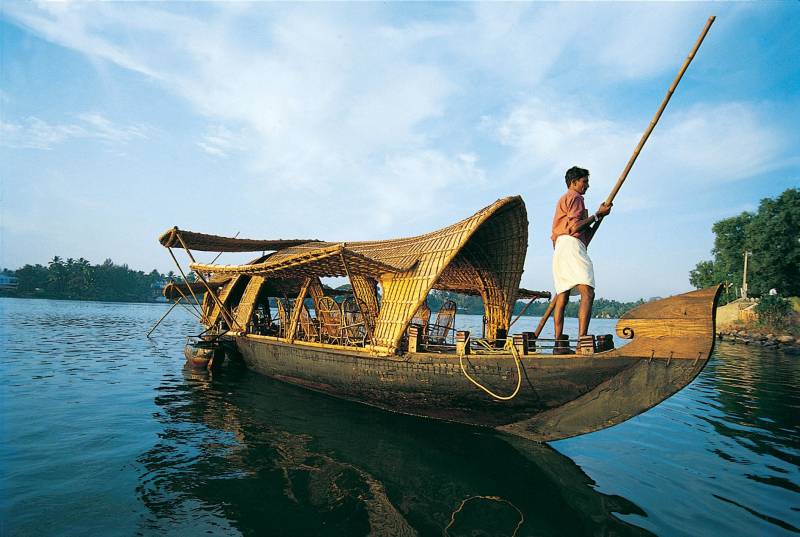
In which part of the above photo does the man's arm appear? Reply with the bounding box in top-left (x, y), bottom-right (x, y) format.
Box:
top-left (567, 202), bottom-right (612, 236)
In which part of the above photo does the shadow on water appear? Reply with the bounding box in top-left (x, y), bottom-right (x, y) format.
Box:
top-left (137, 361), bottom-right (652, 537)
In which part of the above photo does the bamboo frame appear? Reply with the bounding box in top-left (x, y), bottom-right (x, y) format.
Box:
top-left (175, 231), bottom-right (242, 332)
top-left (167, 196), bottom-right (528, 353)
top-left (340, 249), bottom-right (375, 346)
top-left (287, 278), bottom-right (312, 343)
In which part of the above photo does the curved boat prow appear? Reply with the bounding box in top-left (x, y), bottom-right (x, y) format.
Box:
top-left (499, 285), bottom-right (722, 442)
top-left (615, 284), bottom-right (722, 361)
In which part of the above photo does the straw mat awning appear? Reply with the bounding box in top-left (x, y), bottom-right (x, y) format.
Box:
top-left (159, 227), bottom-right (318, 252)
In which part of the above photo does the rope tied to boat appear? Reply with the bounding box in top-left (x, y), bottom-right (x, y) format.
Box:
top-left (444, 495), bottom-right (524, 537)
top-left (458, 334), bottom-right (522, 401)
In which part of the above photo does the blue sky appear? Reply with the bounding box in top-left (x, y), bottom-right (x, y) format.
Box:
top-left (1, 3), bottom-right (798, 301)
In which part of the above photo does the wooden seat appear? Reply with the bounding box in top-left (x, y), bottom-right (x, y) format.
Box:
top-left (428, 299), bottom-right (457, 345)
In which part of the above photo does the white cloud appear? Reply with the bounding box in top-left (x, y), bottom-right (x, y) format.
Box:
top-left (492, 96), bottom-right (785, 212)
top-left (0, 114), bottom-right (148, 150)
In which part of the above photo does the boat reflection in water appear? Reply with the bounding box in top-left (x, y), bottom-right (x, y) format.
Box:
top-left (137, 361), bottom-right (652, 536)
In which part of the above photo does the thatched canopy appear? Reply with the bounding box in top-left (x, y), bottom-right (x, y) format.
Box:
top-left (169, 196), bottom-right (528, 352)
top-left (159, 227), bottom-right (317, 252)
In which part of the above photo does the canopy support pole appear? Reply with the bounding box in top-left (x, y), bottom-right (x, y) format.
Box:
top-left (167, 248), bottom-right (205, 313)
top-left (169, 278), bottom-right (203, 320)
top-left (175, 231), bottom-right (242, 332)
top-left (146, 299), bottom-right (181, 338)
top-left (340, 250), bottom-right (375, 346)
top-left (509, 297), bottom-right (541, 329)
top-left (287, 278), bottom-right (311, 343)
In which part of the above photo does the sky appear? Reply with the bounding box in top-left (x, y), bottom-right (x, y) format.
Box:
top-left (1, 2), bottom-right (798, 301)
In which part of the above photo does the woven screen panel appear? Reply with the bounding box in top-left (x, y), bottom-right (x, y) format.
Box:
top-left (234, 276), bottom-right (266, 328)
top-left (207, 275), bottom-right (244, 326)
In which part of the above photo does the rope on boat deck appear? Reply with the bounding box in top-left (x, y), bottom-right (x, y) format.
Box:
top-left (444, 495), bottom-right (524, 537)
top-left (458, 335), bottom-right (522, 401)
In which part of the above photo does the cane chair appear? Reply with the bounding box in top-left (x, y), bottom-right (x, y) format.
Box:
top-left (341, 296), bottom-right (367, 347)
top-left (316, 296), bottom-right (342, 344)
top-left (298, 303), bottom-right (320, 342)
top-left (428, 299), bottom-right (457, 345)
top-left (276, 298), bottom-right (291, 339)
top-left (411, 300), bottom-right (431, 342)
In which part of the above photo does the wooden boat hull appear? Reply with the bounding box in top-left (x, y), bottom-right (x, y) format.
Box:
top-left (229, 286), bottom-right (721, 442)
top-left (184, 343), bottom-right (224, 369)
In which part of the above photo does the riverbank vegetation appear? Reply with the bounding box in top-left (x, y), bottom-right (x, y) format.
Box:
top-left (690, 188), bottom-right (799, 305)
top-left (3, 257), bottom-right (170, 303)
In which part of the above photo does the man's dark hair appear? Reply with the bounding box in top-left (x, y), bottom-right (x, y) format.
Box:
top-left (565, 166), bottom-right (589, 187)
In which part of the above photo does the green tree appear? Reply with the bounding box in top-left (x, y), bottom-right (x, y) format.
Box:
top-left (690, 188), bottom-right (800, 302)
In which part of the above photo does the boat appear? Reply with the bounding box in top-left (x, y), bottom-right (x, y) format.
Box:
top-left (158, 196), bottom-right (720, 442)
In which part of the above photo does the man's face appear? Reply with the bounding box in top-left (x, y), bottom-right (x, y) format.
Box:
top-left (570, 176), bottom-right (589, 195)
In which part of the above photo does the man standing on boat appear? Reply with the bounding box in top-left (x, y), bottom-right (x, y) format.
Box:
top-left (550, 166), bottom-right (611, 352)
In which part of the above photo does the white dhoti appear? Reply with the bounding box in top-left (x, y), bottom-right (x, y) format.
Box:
top-left (552, 235), bottom-right (595, 296)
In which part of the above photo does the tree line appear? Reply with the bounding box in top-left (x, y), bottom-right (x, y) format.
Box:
top-left (3, 257), bottom-right (172, 303)
top-left (5, 257), bottom-right (648, 318)
top-left (690, 188), bottom-right (799, 304)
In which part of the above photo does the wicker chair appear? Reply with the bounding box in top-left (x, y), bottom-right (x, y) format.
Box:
top-left (428, 299), bottom-right (457, 345)
top-left (316, 296), bottom-right (342, 344)
top-left (298, 303), bottom-right (320, 342)
top-left (341, 296), bottom-right (367, 347)
top-left (411, 300), bottom-right (431, 341)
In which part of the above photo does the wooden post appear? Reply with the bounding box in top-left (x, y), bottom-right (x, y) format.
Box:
top-left (287, 278), bottom-right (312, 343)
top-left (494, 328), bottom-right (507, 349)
top-left (578, 335), bottom-right (596, 355)
top-left (456, 330), bottom-right (470, 356)
top-left (407, 324), bottom-right (422, 353)
top-left (512, 334), bottom-right (528, 356)
top-left (522, 331), bottom-right (537, 353)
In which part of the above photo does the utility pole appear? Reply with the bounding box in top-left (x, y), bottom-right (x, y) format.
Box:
top-left (741, 251), bottom-right (752, 299)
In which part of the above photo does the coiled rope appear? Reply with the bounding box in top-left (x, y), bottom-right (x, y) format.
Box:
top-left (458, 335), bottom-right (522, 401)
top-left (444, 495), bottom-right (524, 537)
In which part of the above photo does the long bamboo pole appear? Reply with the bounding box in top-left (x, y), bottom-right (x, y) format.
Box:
top-left (604, 16), bottom-right (715, 207)
top-left (146, 299), bottom-right (181, 338)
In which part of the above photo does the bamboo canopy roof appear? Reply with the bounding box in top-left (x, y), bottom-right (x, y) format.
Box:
top-left (159, 227), bottom-right (318, 252)
top-left (169, 196), bottom-right (528, 352)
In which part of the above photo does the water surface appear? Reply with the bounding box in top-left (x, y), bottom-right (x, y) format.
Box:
top-left (1, 298), bottom-right (798, 536)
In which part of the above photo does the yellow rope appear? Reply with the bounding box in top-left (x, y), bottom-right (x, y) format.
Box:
top-left (444, 495), bottom-right (524, 537)
top-left (458, 335), bottom-right (522, 401)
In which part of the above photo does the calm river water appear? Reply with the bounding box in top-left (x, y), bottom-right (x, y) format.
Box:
top-left (1, 297), bottom-right (798, 536)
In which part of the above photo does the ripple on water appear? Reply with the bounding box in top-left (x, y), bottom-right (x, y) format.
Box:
top-left (2, 299), bottom-right (799, 536)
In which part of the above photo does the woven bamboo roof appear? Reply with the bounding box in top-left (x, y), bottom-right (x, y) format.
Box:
top-left (159, 227), bottom-right (318, 252)
top-left (172, 196), bottom-right (528, 351)
top-left (190, 243), bottom-right (418, 279)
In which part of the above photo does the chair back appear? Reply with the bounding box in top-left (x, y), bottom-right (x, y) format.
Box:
top-left (299, 304), bottom-right (319, 341)
top-left (341, 296), bottom-right (367, 346)
top-left (276, 298), bottom-right (291, 338)
top-left (429, 299), bottom-right (457, 344)
top-left (411, 300), bottom-right (431, 338)
top-left (316, 296), bottom-right (342, 343)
